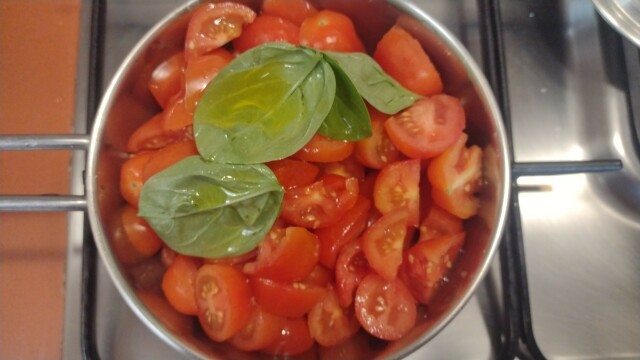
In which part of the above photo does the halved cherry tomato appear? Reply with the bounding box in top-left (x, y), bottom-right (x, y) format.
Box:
top-left (385, 95), bottom-right (466, 159)
top-left (361, 208), bottom-right (408, 280)
top-left (308, 286), bottom-right (360, 347)
top-left (262, 317), bottom-right (314, 356)
top-left (129, 257), bottom-right (165, 291)
top-left (184, 2), bottom-right (256, 61)
top-left (427, 132), bottom-right (482, 219)
top-left (250, 277), bottom-right (327, 317)
top-left (354, 107), bottom-right (400, 169)
top-left (302, 264), bottom-right (334, 287)
top-left (126, 113), bottom-right (192, 153)
top-left (419, 203), bottom-right (464, 242)
top-left (184, 49), bottom-right (234, 114)
top-left (195, 264), bottom-right (252, 341)
top-left (110, 206), bottom-right (151, 265)
top-left (232, 15), bottom-right (299, 53)
top-left (141, 140), bottom-right (198, 182)
top-left (335, 238), bottom-right (369, 308)
top-left (137, 290), bottom-right (194, 335)
top-left (120, 151), bottom-right (155, 207)
top-left (293, 133), bottom-right (355, 163)
top-left (229, 304), bottom-right (287, 351)
top-left (402, 233), bottom-right (465, 304)
top-left (281, 174), bottom-right (359, 229)
top-left (162, 95), bottom-right (192, 133)
top-left (266, 158), bottom-right (319, 190)
top-left (148, 52), bottom-right (185, 108)
top-left (299, 10), bottom-right (366, 52)
top-left (373, 25), bottom-right (443, 96)
top-left (316, 196), bottom-right (370, 269)
top-left (373, 159), bottom-right (421, 227)
top-left (261, 0), bottom-right (318, 26)
top-left (162, 254), bottom-right (200, 315)
top-left (354, 272), bottom-right (417, 341)
top-left (243, 226), bottom-right (319, 282)
top-left (318, 156), bottom-right (365, 183)
top-left (121, 204), bottom-right (163, 257)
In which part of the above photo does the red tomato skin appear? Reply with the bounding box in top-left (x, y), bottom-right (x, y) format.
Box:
top-left (161, 255), bottom-right (200, 315)
top-left (232, 15), bottom-right (299, 53)
top-left (281, 174), bottom-right (359, 229)
top-left (427, 133), bottom-right (483, 219)
top-left (266, 158), bottom-right (319, 190)
top-left (318, 156), bottom-right (366, 183)
top-left (402, 233), bottom-right (465, 304)
top-left (138, 290), bottom-right (194, 336)
top-left (141, 140), bottom-right (198, 182)
top-left (243, 226), bottom-right (319, 283)
top-left (126, 113), bottom-right (193, 153)
top-left (261, 0), bottom-right (318, 26)
top-left (183, 49), bottom-right (234, 114)
top-left (299, 10), bottom-right (366, 53)
top-left (373, 159), bottom-right (421, 227)
top-left (315, 196), bottom-right (370, 269)
top-left (373, 25), bottom-right (443, 96)
top-left (261, 317), bottom-right (315, 356)
top-left (120, 151), bottom-right (155, 208)
top-left (308, 286), bottom-right (360, 347)
top-left (250, 277), bottom-right (327, 318)
top-left (162, 95), bottom-right (192, 134)
top-left (361, 208), bottom-right (409, 281)
top-left (229, 305), bottom-right (287, 351)
top-left (385, 95), bottom-right (466, 160)
top-left (354, 272), bottom-right (417, 341)
top-left (148, 52), bottom-right (185, 108)
top-left (196, 264), bottom-right (253, 342)
top-left (121, 204), bottom-right (163, 257)
top-left (184, 2), bottom-right (256, 61)
top-left (293, 133), bottom-right (355, 163)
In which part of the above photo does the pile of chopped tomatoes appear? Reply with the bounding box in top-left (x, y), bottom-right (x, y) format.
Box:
top-left (116, 0), bottom-right (483, 356)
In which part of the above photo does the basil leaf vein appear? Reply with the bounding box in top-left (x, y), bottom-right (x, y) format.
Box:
top-left (138, 156), bottom-right (284, 258)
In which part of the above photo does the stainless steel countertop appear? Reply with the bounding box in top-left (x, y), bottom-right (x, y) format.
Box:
top-left (63, 0), bottom-right (640, 359)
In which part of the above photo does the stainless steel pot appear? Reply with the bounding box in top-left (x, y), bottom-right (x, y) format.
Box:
top-left (0, 0), bottom-right (510, 358)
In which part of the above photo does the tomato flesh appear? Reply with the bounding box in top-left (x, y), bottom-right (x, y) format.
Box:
top-left (196, 264), bottom-right (252, 341)
top-left (261, 317), bottom-right (314, 356)
top-left (308, 287), bottom-right (360, 347)
top-left (250, 277), bottom-right (327, 318)
top-left (427, 133), bottom-right (482, 219)
top-left (385, 95), bottom-right (466, 159)
top-left (293, 133), bottom-right (355, 163)
top-left (335, 238), bottom-right (369, 308)
top-left (148, 52), bottom-right (185, 108)
top-left (229, 304), bottom-right (287, 351)
top-left (266, 158), bottom-right (319, 190)
top-left (361, 209), bottom-right (409, 281)
top-left (419, 203), bottom-right (464, 242)
top-left (354, 273), bottom-right (417, 341)
top-left (184, 2), bottom-right (256, 61)
top-left (354, 107), bottom-right (399, 169)
top-left (232, 15), bottom-right (299, 53)
top-left (373, 159), bottom-right (421, 227)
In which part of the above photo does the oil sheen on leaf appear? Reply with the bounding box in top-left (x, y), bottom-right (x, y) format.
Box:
top-left (194, 43), bottom-right (335, 164)
top-left (138, 156), bottom-right (284, 258)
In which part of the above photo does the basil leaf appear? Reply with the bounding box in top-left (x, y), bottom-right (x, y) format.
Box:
top-left (138, 156), bottom-right (284, 258)
top-left (323, 51), bottom-right (421, 114)
top-left (194, 43), bottom-right (336, 164)
top-left (318, 55), bottom-right (372, 141)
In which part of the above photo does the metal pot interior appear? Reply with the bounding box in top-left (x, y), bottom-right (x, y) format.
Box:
top-left (86, 0), bottom-right (510, 358)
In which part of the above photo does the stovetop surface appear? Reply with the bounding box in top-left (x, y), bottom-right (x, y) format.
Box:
top-left (63, 1), bottom-right (640, 359)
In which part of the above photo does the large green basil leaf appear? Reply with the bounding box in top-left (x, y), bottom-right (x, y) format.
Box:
top-left (138, 156), bottom-right (284, 258)
top-left (323, 51), bottom-right (421, 114)
top-left (318, 55), bottom-right (372, 141)
top-left (194, 43), bottom-right (336, 164)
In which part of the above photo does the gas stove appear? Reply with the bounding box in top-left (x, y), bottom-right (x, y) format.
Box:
top-left (62, 0), bottom-right (640, 359)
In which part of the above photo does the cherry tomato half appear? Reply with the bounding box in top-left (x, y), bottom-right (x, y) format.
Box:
top-left (419, 203), bottom-right (464, 242)
top-left (308, 286), bottom-right (360, 347)
top-left (354, 272), bottom-right (417, 341)
top-left (281, 174), bottom-right (359, 229)
top-left (229, 304), bottom-right (287, 351)
top-left (361, 208), bottom-right (409, 281)
top-left (120, 151), bottom-right (155, 207)
top-left (183, 49), bottom-right (234, 114)
top-left (266, 158), bottom-right (319, 190)
top-left (261, 316), bottom-right (314, 356)
top-left (354, 106), bottom-right (400, 169)
top-left (148, 52), bottom-right (185, 108)
top-left (250, 277), bottom-right (327, 318)
top-left (385, 95), bottom-right (466, 159)
top-left (261, 0), bottom-right (318, 26)
top-left (335, 238), bottom-right (369, 308)
top-left (373, 25), bottom-right (443, 96)
top-left (195, 264), bottom-right (252, 341)
top-left (293, 133), bottom-right (355, 163)
top-left (162, 254), bottom-right (200, 315)
top-left (141, 140), bottom-right (198, 182)
top-left (427, 133), bottom-right (482, 219)
top-left (184, 2), bottom-right (256, 61)
top-left (373, 159), bottom-right (421, 227)
top-left (121, 204), bottom-right (163, 257)
top-left (126, 113), bottom-right (192, 153)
